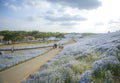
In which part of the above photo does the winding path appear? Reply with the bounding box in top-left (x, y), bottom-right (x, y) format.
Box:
top-left (0, 39), bottom-right (75, 83)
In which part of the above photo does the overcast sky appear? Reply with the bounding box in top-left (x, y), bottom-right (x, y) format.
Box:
top-left (0, 0), bottom-right (120, 33)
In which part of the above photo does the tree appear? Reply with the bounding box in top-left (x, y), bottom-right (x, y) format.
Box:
top-left (0, 30), bottom-right (66, 43)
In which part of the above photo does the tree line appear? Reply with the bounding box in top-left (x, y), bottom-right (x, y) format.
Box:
top-left (0, 30), bottom-right (65, 43)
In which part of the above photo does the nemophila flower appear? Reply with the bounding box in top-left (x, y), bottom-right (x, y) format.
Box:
top-left (0, 49), bottom-right (49, 70)
top-left (104, 47), bottom-right (120, 57)
top-left (91, 56), bottom-right (119, 71)
top-left (79, 70), bottom-right (92, 83)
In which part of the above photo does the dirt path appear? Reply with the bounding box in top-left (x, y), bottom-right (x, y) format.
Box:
top-left (0, 39), bottom-right (75, 83)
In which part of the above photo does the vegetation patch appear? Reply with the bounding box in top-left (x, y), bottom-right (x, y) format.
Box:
top-left (0, 48), bottom-right (51, 72)
top-left (88, 47), bottom-right (120, 83)
top-left (89, 63), bottom-right (120, 83)
top-left (115, 44), bottom-right (120, 61)
top-left (117, 44), bottom-right (120, 50)
top-left (81, 33), bottom-right (95, 37)
top-left (71, 61), bottom-right (91, 74)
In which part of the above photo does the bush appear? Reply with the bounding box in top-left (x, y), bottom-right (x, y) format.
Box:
top-left (117, 44), bottom-right (120, 50)
top-left (71, 61), bottom-right (91, 74)
top-left (106, 63), bottom-right (120, 77)
top-left (89, 63), bottom-right (120, 83)
top-left (114, 45), bottom-right (120, 61)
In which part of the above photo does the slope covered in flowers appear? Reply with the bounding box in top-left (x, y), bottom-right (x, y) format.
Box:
top-left (22, 32), bottom-right (120, 83)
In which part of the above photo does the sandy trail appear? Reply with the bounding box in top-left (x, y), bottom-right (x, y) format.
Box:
top-left (0, 39), bottom-right (75, 83)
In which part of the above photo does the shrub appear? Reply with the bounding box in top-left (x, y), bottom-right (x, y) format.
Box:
top-left (114, 46), bottom-right (120, 61)
top-left (71, 61), bottom-right (91, 74)
top-left (106, 63), bottom-right (120, 77)
top-left (117, 44), bottom-right (120, 50)
top-left (89, 63), bottom-right (120, 83)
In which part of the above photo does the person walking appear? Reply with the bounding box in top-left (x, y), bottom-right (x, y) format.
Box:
top-left (11, 46), bottom-right (14, 53)
top-left (55, 44), bottom-right (57, 48)
top-left (53, 44), bottom-right (57, 48)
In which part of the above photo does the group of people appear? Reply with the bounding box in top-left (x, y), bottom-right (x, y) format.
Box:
top-left (53, 43), bottom-right (64, 49)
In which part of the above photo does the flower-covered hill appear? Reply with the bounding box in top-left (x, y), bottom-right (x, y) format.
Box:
top-left (22, 32), bottom-right (120, 83)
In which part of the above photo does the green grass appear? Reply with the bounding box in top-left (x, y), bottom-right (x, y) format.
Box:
top-left (71, 61), bottom-right (91, 74)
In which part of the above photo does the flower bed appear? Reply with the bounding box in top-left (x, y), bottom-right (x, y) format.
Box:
top-left (0, 48), bottom-right (50, 71)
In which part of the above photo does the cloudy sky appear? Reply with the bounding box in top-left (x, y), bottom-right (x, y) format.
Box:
top-left (0, 0), bottom-right (120, 33)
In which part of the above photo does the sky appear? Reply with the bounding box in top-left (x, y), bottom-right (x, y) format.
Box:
top-left (0, 0), bottom-right (120, 33)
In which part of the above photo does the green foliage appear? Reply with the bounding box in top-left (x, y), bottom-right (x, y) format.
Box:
top-left (89, 46), bottom-right (120, 83)
top-left (75, 51), bottom-right (103, 63)
top-left (71, 52), bottom-right (101, 76)
top-left (60, 51), bottom-right (103, 83)
top-left (71, 61), bottom-right (91, 74)
top-left (113, 45), bottom-right (120, 61)
top-left (57, 68), bottom-right (79, 83)
top-left (89, 69), bottom-right (114, 83)
top-left (117, 44), bottom-right (120, 50)
top-left (0, 30), bottom-right (25, 42)
top-left (114, 52), bottom-right (120, 62)
top-left (55, 33), bottom-right (65, 38)
top-left (81, 33), bottom-right (95, 37)
top-left (0, 30), bottom-right (65, 43)
top-left (106, 63), bottom-right (120, 77)
top-left (89, 63), bottom-right (120, 83)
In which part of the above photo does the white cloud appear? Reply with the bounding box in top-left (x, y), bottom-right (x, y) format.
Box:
top-left (4, 0), bottom-right (50, 11)
top-left (1, 0), bottom-right (120, 33)
top-left (23, 0), bottom-right (50, 9)
top-left (48, 0), bottom-right (101, 10)
top-left (44, 14), bottom-right (86, 22)
top-left (4, 2), bottom-right (21, 11)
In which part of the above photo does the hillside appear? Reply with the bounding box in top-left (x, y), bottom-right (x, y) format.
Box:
top-left (22, 32), bottom-right (120, 83)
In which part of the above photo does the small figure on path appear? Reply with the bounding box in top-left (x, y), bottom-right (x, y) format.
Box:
top-left (53, 44), bottom-right (57, 48)
top-left (11, 46), bottom-right (14, 53)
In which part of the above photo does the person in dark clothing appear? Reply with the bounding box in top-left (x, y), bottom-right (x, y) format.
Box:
top-left (55, 44), bottom-right (57, 48)
top-left (53, 44), bottom-right (57, 48)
